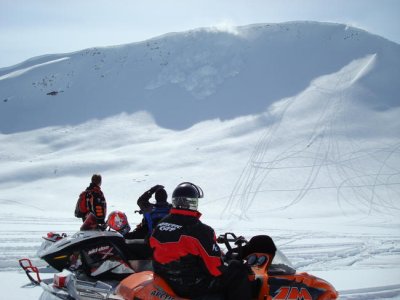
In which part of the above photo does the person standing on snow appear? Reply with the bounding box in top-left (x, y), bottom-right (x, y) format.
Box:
top-left (149, 182), bottom-right (252, 300)
top-left (79, 174), bottom-right (107, 230)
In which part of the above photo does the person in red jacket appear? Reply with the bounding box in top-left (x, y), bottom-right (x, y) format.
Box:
top-left (149, 182), bottom-right (252, 299)
top-left (80, 174), bottom-right (107, 230)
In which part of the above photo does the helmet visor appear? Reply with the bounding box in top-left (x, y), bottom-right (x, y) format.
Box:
top-left (172, 197), bottom-right (198, 211)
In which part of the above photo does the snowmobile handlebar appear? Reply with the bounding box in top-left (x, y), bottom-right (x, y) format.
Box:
top-left (217, 232), bottom-right (248, 255)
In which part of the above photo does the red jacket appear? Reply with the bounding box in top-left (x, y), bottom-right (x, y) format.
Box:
top-left (149, 208), bottom-right (224, 298)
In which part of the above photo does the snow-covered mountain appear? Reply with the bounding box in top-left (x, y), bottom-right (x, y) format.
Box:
top-left (0, 21), bottom-right (400, 298)
top-left (1, 21), bottom-right (399, 133)
top-left (1, 21), bottom-right (399, 217)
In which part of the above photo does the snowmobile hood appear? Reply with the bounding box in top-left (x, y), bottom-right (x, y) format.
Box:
top-left (37, 230), bottom-right (124, 258)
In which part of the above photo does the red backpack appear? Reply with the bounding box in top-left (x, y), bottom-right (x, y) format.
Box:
top-left (74, 191), bottom-right (92, 218)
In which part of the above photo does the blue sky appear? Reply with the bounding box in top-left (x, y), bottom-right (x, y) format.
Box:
top-left (1, 0), bottom-right (399, 68)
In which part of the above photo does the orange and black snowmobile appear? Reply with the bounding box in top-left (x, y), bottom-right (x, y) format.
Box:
top-left (116, 233), bottom-right (338, 300)
top-left (20, 232), bottom-right (338, 299)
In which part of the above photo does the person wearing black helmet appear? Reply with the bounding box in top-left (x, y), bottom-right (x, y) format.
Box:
top-left (149, 182), bottom-right (252, 300)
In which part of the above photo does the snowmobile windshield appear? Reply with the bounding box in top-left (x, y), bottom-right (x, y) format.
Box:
top-left (268, 249), bottom-right (296, 275)
top-left (37, 239), bottom-right (55, 257)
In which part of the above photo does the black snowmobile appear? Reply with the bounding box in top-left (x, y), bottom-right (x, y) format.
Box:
top-left (19, 209), bottom-right (155, 299)
top-left (19, 229), bottom-right (153, 299)
top-left (20, 229), bottom-right (152, 280)
top-left (44, 230), bottom-right (150, 275)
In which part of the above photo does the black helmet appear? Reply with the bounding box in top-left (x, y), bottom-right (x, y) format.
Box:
top-left (172, 182), bottom-right (204, 211)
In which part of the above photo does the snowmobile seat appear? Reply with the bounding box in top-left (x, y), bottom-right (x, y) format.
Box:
top-left (241, 235), bottom-right (277, 260)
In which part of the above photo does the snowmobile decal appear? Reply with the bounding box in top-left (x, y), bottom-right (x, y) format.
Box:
top-left (53, 254), bottom-right (68, 260)
top-left (88, 245), bottom-right (112, 255)
top-left (157, 222), bottom-right (182, 232)
top-left (273, 286), bottom-right (312, 300)
top-left (150, 289), bottom-right (176, 299)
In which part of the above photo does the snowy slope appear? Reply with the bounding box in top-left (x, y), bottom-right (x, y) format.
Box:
top-left (0, 22), bottom-right (400, 299)
top-left (1, 21), bottom-right (399, 133)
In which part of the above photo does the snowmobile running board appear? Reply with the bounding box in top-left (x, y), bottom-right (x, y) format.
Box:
top-left (19, 258), bottom-right (122, 299)
top-left (64, 276), bottom-right (122, 300)
top-left (38, 269), bottom-right (123, 300)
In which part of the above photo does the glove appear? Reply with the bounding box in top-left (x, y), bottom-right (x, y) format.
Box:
top-left (148, 184), bottom-right (164, 194)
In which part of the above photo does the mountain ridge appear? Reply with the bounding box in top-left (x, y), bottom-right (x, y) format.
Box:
top-left (0, 21), bottom-right (399, 134)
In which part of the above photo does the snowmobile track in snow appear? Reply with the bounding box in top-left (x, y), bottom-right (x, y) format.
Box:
top-left (339, 284), bottom-right (400, 299)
